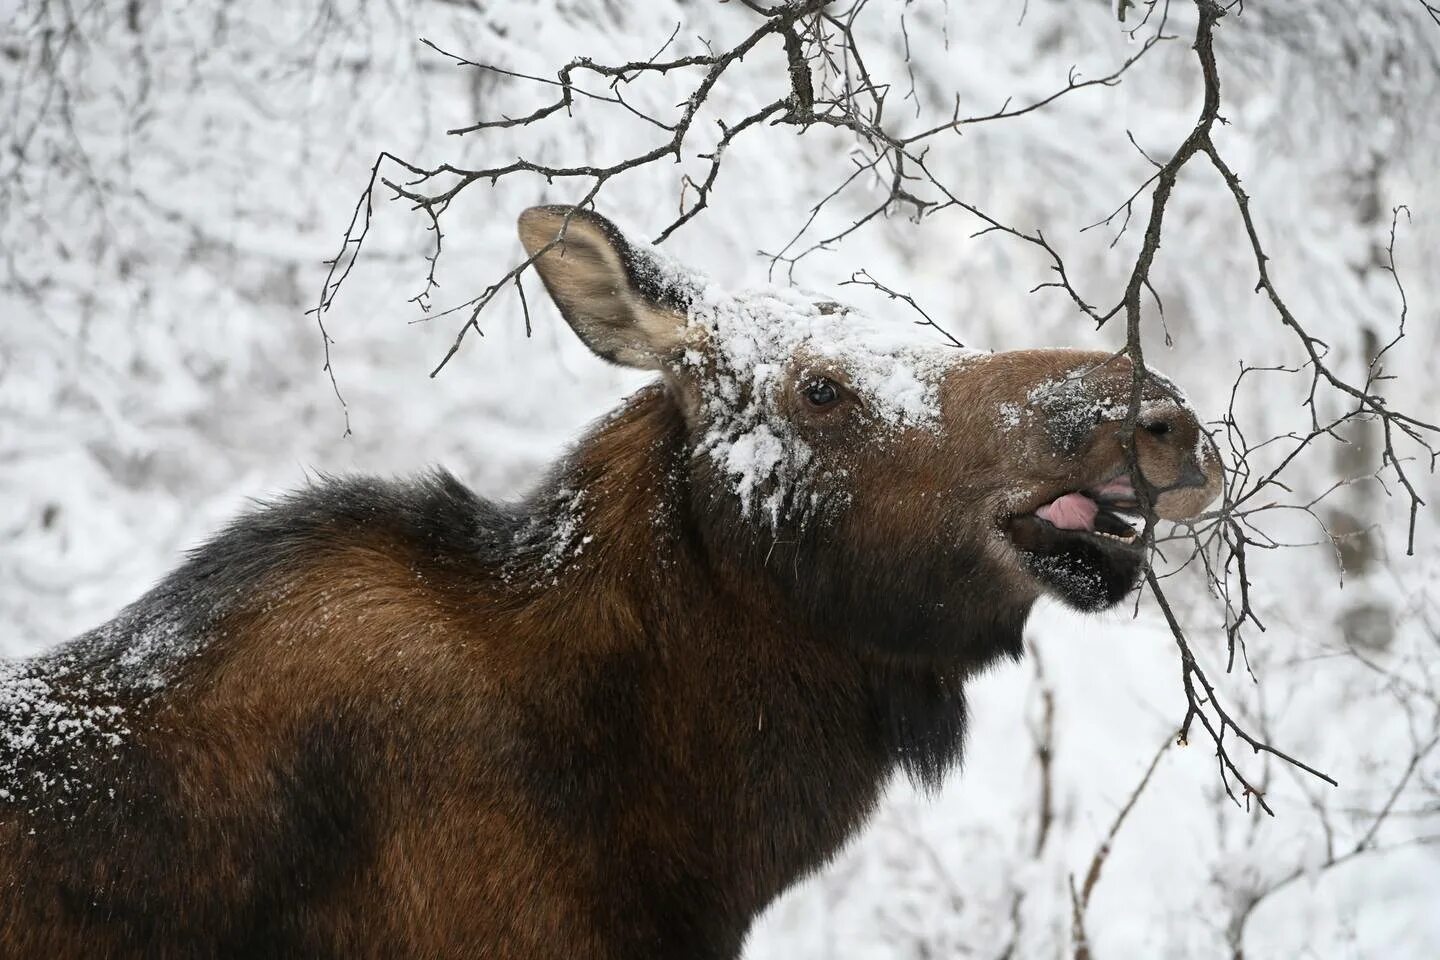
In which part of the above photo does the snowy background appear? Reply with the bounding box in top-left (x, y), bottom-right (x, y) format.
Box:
top-left (3, 0), bottom-right (1439, 956)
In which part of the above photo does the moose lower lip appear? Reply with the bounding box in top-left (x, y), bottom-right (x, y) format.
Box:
top-left (1003, 512), bottom-right (1144, 554)
top-left (1091, 506), bottom-right (1142, 539)
top-left (1004, 510), bottom-right (1147, 614)
top-left (1041, 515), bottom-right (1139, 544)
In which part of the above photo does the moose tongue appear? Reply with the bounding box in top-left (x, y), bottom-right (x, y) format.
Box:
top-left (1035, 492), bottom-right (1098, 532)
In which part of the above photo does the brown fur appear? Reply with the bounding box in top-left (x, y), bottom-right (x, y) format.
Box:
top-left (0, 209), bottom-right (1221, 958)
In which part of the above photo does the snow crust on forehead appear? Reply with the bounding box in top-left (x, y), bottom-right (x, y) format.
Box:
top-left (629, 238), bottom-right (977, 421)
top-left (632, 242), bottom-right (975, 523)
top-left (691, 285), bottom-right (971, 425)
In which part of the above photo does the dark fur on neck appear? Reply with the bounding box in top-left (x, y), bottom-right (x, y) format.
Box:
top-left (569, 385), bottom-right (1028, 795)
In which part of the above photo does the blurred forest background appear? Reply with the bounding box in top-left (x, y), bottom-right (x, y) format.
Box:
top-left (2, 0), bottom-right (1438, 956)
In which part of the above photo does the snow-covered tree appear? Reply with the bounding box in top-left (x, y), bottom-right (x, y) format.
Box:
top-left (3, 1), bottom-right (1437, 955)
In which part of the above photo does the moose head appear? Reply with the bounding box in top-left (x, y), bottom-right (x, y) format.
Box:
top-left (520, 205), bottom-right (1222, 664)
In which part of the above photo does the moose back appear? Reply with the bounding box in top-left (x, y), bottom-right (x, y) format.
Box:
top-left (0, 206), bottom-right (1221, 959)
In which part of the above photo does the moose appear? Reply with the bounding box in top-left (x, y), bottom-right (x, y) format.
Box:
top-left (1, 206), bottom-right (1221, 958)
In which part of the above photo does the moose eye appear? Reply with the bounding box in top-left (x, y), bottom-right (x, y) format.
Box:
top-left (803, 378), bottom-right (840, 408)
top-left (1142, 419), bottom-right (1172, 437)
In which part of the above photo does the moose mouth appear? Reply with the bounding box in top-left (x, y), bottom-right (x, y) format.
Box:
top-left (1002, 477), bottom-right (1147, 611)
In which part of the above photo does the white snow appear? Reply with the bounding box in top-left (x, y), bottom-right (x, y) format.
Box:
top-left (667, 280), bottom-right (973, 523)
top-left (0, 658), bottom-right (129, 809)
top-left (3, 0), bottom-right (1438, 956)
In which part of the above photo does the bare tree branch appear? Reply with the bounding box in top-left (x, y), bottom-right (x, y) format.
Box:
top-left (316, 0), bottom-right (1437, 821)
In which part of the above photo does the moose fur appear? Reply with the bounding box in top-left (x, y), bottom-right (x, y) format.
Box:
top-left (1, 206), bottom-right (1221, 959)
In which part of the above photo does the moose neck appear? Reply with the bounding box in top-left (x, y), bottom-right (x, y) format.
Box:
top-left (510, 384), bottom-right (980, 938)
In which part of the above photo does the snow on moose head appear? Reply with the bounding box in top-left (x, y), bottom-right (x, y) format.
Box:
top-left (519, 205), bottom-right (1222, 662)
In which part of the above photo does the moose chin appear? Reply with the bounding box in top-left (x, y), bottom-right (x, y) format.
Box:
top-left (0, 205), bottom-right (1221, 959)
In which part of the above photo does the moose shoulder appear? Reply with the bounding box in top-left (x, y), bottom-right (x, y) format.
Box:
top-left (1, 206), bottom-right (1221, 959)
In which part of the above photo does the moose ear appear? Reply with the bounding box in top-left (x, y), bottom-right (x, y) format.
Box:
top-left (517, 206), bottom-right (689, 370)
